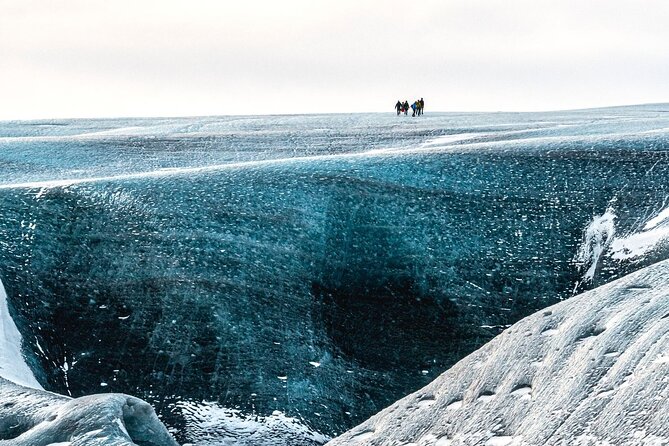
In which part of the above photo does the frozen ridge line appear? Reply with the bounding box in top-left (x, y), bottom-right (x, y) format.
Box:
top-left (329, 259), bottom-right (669, 446)
top-left (5, 121), bottom-right (669, 191)
top-left (0, 133), bottom-right (481, 190)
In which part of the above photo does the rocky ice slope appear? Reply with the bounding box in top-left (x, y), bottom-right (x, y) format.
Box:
top-left (329, 259), bottom-right (669, 446)
top-left (0, 377), bottom-right (178, 446)
top-left (1, 280), bottom-right (178, 446)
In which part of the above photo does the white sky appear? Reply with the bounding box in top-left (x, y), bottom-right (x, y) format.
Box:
top-left (2, 0), bottom-right (669, 119)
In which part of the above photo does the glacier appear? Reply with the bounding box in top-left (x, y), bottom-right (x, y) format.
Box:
top-left (2, 106), bottom-right (669, 443)
top-left (328, 259), bottom-right (669, 446)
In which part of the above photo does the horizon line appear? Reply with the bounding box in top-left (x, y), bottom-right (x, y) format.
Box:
top-left (2, 101), bottom-right (669, 124)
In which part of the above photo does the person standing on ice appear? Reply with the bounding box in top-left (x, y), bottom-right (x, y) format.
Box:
top-left (395, 100), bottom-right (402, 115)
top-left (403, 100), bottom-right (409, 115)
top-left (419, 98), bottom-right (424, 115)
top-left (411, 101), bottom-right (418, 117)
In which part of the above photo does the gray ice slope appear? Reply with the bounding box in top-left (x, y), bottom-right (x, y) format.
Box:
top-left (329, 259), bottom-right (669, 446)
top-left (0, 377), bottom-right (178, 446)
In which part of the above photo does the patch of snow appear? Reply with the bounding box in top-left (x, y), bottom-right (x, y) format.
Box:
top-left (652, 355), bottom-right (669, 365)
top-left (477, 392), bottom-right (496, 402)
top-left (574, 208), bottom-right (616, 282)
top-left (644, 206), bottom-right (669, 230)
top-left (510, 386), bottom-right (532, 399)
top-left (418, 133), bottom-right (485, 147)
top-left (580, 202), bottom-right (669, 264)
top-left (485, 436), bottom-right (516, 446)
top-left (446, 399), bottom-right (462, 410)
top-left (0, 277), bottom-right (42, 389)
top-left (416, 396), bottom-right (436, 408)
top-left (353, 431), bottom-right (375, 441)
top-left (610, 225), bottom-right (669, 261)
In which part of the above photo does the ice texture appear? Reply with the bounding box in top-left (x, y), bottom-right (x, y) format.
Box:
top-left (329, 259), bottom-right (669, 445)
top-left (176, 401), bottom-right (329, 446)
top-left (0, 376), bottom-right (177, 445)
top-left (2, 107), bottom-right (669, 442)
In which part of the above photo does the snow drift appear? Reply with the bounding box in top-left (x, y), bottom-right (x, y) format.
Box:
top-left (329, 259), bottom-right (669, 445)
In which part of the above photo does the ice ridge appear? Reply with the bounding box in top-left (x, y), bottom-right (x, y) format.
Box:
top-left (329, 259), bottom-right (669, 445)
top-left (0, 377), bottom-right (178, 445)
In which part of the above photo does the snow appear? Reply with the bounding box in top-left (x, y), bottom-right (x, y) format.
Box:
top-left (485, 437), bottom-right (517, 446)
top-left (328, 259), bottom-right (669, 445)
top-left (418, 133), bottom-right (484, 147)
top-left (574, 208), bottom-right (616, 282)
top-left (577, 203), bottom-right (669, 270)
top-left (0, 277), bottom-right (42, 389)
top-left (644, 206), bottom-right (669, 230)
top-left (610, 225), bottom-right (669, 261)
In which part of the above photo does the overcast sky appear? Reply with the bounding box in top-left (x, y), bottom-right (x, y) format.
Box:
top-left (2, 0), bottom-right (669, 119)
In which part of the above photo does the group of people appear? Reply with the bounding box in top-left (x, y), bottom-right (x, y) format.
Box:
top-left (395, 98), bottom-right (424, 117)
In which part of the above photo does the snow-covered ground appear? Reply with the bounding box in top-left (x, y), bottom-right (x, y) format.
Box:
top-left (329, 259), bottom-right (669, 445)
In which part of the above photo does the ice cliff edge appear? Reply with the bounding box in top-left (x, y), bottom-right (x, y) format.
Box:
top-left (329, 259), bottom-right (669, 445)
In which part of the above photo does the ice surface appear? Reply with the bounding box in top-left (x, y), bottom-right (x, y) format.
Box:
top-left (176, 401), bottom-right (329, 446)
top-left (329, 259), bottom-right (669, 445)
top-left (2, 107), bottom-right (669, 443)
top-left (0, 376), bottom-right (177, 445)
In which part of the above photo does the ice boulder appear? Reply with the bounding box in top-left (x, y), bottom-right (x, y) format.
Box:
top-left (0, 377), bottom-right (178, 446)
top-left (329, 259), bottom-right (669, 445)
